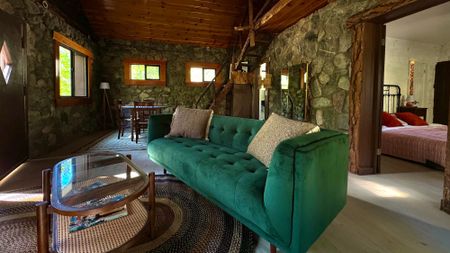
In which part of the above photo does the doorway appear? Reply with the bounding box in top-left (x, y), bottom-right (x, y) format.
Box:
top-left (0, 10), bottom-right (28, 179)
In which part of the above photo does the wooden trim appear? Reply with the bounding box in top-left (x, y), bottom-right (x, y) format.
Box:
top-left (347, 0), bottom-right (448, 175)
top-left (185, 62), bottom-right (222, 87)
top-left (347, 0), bottom-right (448, 27)
top-left (123, 59), bottom-right (167, 86)
top-left (53, 32), bottom-right (94, 59)
top-left (53, 38), bottom-right (93, 107)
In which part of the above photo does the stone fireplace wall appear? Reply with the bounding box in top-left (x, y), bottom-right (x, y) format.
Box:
top-left (263, 0), bottom-right (379, 130)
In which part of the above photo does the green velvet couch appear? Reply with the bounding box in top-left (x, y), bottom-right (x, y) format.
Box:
top-left (147, 114), bottom-right (348, 253)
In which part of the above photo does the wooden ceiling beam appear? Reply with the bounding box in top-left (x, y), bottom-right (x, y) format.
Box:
top-left (254, 0), bottom-right (294, 30)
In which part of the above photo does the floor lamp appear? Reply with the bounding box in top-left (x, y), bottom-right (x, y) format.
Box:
top-left (100, 82), bottom-right (113, 129)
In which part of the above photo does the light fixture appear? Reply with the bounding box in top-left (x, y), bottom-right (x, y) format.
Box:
top-left (100, 82), bottom-right (110, 90)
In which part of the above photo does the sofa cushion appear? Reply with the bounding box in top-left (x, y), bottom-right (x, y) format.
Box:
top-left (167, 107), bottom-right (213, 140)
top-left (208, 115), bottom-right (263, 152)
top-left (248, 113), bottom-right (320, 167)
top-left (148, 137), bottom-right (278, 237)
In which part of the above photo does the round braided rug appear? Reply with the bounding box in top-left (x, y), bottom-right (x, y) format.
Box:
top-left (0, 175), bottom-right (257, 253)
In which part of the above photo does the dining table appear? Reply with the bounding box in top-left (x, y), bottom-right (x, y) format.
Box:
top-left (120, 105), bottom-right (169, 142)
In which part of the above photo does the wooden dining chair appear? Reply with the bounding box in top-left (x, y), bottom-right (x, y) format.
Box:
top-left (114, 100), bottom-right (131, 139)
top-left (132, 101), bottom-right (154, 143)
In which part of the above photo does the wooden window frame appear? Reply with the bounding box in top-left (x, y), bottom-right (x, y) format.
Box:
top-left (53, 32), bottom-right (93, 107)
top-left (185, 62), bottom-right (221, 87)
top-left (123, 59), bottom-right (167, 86)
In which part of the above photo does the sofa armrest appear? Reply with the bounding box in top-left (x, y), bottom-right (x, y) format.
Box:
top-left (147, 114), bottom-right (173, 143)
top-left (264, 130), bottom-right (348, 252)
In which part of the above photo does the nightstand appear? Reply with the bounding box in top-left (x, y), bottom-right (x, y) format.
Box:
top-left (397, 106), bottom-right (428, 121)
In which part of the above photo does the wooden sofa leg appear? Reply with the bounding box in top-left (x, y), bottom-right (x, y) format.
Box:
top-left (163, 169), bottom-right (167, 175)
top-left (270, 244), bottom-right (277, 253)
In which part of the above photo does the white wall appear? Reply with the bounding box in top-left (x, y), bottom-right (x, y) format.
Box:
top-left (384, 37), bottom-right (449, 122)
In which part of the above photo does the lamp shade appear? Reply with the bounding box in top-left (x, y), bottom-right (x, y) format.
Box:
top-left (100, 82), bottom-right (110, 90)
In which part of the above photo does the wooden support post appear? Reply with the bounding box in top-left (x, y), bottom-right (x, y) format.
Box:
top-left (255, 0), bottom-right (294, 30)
top-left (270, 244), bottom-right (277, 253)
top-left (248, 0), bottom-right (255, 47)
top-left (42, 169), bottom-right (52, 233)
top-left (36, 202), bottom-right (49, 253)
top-left (126, 154), bottom-right (132, 179)
top-left (42, 169), bottom-right (51, 203)
top-left (148, 172), bottom-right (156, 239)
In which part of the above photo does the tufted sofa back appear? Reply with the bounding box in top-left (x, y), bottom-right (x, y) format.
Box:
top-left (208, 115), bottom-right (264, 152)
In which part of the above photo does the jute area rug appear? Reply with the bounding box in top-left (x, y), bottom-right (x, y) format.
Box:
top-left (0, 175), bottom-right (257, 253)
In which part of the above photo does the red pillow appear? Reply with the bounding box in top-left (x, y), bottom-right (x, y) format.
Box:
top-left (395, 112), bottom-right (428, 126)
top-left (382, 112), bottom-right (403, 127)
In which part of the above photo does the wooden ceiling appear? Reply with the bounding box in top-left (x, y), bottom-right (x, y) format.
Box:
top-left (80, 0), bottom-right (247, 48)
top-left (79, 0), bottom-right (329, 48)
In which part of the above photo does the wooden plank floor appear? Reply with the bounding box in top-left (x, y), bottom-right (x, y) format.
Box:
top-left (1, 136), bottom-right (448, 253)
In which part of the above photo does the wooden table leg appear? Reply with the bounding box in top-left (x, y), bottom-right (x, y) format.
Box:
top-left (126, 154), bottom-right (132, 179)
top-left (148, 172), bottom-right (156, 239)
top-left (270, 244), bottom-right (277, 253)
top-left (36, 202), bottom-right (50, 253)
top-left (42, 169), bottom-right (52, 233)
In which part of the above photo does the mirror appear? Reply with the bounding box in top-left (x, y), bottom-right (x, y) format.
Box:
top-left (280, 63), bottom-right (310, 121)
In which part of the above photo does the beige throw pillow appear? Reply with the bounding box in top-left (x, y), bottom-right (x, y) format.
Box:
top-left (166, 107), bottom-right (213, 140)
top-left (247, 113), bottom-right (320, 167)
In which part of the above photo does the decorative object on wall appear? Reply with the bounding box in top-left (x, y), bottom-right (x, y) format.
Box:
top-left (406, 59), bottom-right (417, 107)
top-left (100, 82), bottom-right (113, 129)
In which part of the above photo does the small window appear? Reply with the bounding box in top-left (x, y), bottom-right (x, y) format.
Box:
top-left (185, 62), bottom-right (221, 87)
top-left (0, 41), bottom-right (13, 84)
top-left (124, 59), bottom-right (166, 86)
top-left (281, 68), bottom-right (289, 90)
top-left (54, 32), bottom-right (93, 106)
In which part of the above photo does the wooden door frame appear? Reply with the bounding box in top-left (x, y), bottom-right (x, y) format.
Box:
top-left (346, 0), bottom-right (449, 175)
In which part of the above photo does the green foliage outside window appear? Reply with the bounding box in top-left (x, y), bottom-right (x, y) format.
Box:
top-left (146, 65), bottom-right (160, 80)
top-left (131, 65), bottom-right (145, 80)
top-left (59, 46), bottom-right (72, 96)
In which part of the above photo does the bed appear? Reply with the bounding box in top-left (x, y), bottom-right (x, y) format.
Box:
top-left (381, 84), bottom-right (447, 169)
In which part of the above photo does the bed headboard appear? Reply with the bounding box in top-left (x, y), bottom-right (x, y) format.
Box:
top-left (383, 84), bottom-right (401, 113)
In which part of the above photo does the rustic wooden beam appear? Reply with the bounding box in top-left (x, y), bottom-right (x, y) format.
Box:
top-left (255, 0), bottom-right (294, 30)
top-left (248, 0), bottom-right (255, 47)
top-left (442, 101), bottom-right (450, 214)
top-left (254, 0), bottom-right (272, 21)
top-left (234, 35), bottom-right (250, 70)
top-left (234, 25), bottom-right (250, 31)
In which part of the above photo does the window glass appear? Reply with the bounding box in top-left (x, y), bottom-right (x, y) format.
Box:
top-left (59, 46), bottom-right (72, 97)
top-left (203, 68), bottom-right (216, 82)
top-left (74, 53), bottom-right (87, 97)
top-left (0, 42), bottom-right (12, 84)
top-left (146, 65), bottom-right (160, 80)
top-left (190, 67), bottom-right (203, 82)
top-left (260, 63), bottom-right (267, 80)
top-left (131, 64), bottom-right (145, 80)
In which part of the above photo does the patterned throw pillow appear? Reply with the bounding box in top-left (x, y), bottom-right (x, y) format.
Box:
top-left (247, 113), bottom-right (320, 167)
top-left (166, 107), bottom-right (213, 140)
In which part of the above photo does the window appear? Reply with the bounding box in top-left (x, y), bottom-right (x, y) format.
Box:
top-left (0, 41), bottom-right (12, 84)
top-left (54, 32), bottom-right (93, 106)
top-left (281, 68), bottom-right (289, 90)
top-left (124, 59), bottom-right (166, 86)
top-left (185, 62), bottom-right (221, 87)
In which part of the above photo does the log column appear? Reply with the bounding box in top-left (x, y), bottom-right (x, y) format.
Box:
top-left (441, 102), bottom-right (450, 214)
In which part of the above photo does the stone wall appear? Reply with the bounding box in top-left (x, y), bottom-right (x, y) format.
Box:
top-left (98, 39), bottom-right (229, 111)
top-left (1, 0), bottom-right (100, 157)
top-left (263, 0), bottom-right (379, 130)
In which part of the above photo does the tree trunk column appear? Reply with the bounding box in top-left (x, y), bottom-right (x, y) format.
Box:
top-left (441, 102), bottom-right (450, 214)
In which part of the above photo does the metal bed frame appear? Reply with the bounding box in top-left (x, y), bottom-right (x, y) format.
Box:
top-left (383, 84), bottom-right (401, 113)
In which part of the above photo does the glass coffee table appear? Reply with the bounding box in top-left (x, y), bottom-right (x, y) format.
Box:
top-left (36, 152), bottom-right (156, 253)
